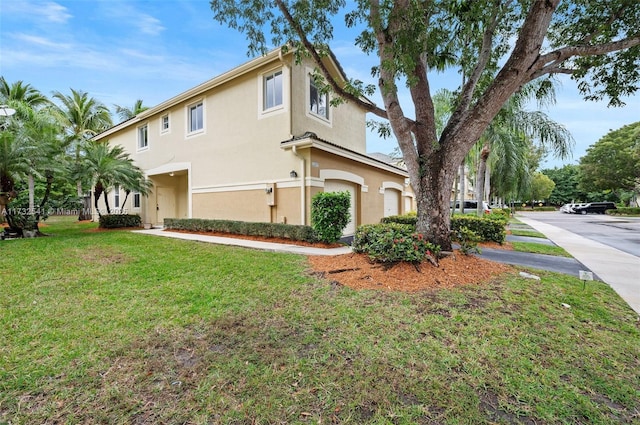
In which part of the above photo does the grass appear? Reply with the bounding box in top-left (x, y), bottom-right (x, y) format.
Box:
top-left (1, 217), bottom-right (639, 424)
top-left (509, 229), bottom-right (546, 238)
top-left (511, 241), bottom-right (573, 257)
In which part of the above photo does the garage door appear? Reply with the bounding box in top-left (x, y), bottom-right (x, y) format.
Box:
top-left (384, 189), bottom-right (400, 217)
top-left (324, 180), bottom-right (357, 235)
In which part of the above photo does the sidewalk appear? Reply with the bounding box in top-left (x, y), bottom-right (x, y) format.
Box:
top-left (132, 228), bottom-right (352, 256)
top-left (517, 215), bottom-right (640, 315)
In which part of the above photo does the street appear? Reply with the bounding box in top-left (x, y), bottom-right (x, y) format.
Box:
top-left (518, 211), bottom-right (640, 257)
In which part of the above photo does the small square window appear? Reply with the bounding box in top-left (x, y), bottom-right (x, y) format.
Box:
top-left (188, 102), bottom-right (203, 133)
top-left (138, 124), bottom-right (148, 150)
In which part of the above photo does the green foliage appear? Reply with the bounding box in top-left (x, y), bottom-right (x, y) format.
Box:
top-left (451, 226), bottom-right (481, 255)
top-left (98, 214), bottom-right (142, 229)
top-left (380, 214), bottom-right (417, 225)
top-left (542, 165), bottom-right (586, 205)
top-left (310, 191), bottom-right (351, 243)
top-left (451, 215), bottom-right (506, 244)
top-left (579, 121), bottom-right (640, 196)
top-left (606, 207), bottom-right (640, 216)
top-left (353, 223), bottom-right (440, 263)
top-left (527, 172), bottom-right (556, 203)
top-left (488, 208), bottom-right (510, 219)
top-left (164, 218), bottom-right (318, 243)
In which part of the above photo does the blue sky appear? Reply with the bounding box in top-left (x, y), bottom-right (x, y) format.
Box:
top-left (1, 0), bottom-right (638, 169)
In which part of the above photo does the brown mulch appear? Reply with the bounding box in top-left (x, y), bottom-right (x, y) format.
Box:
top-left (164, 229), bottom-right (514, 292)
top-left (308, 251), bottom-right (513, 292)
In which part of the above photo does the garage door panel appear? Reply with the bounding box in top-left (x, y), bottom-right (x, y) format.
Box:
top-left (324, 180), bottom-right (356, 235)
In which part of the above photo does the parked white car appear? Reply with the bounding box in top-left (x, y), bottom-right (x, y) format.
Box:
top-left (560, 203), bottom-right (586, 214)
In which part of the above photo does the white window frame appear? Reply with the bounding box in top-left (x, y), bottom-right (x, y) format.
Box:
top-left (306, 68), bottom-right (331, 124)
top-left (186, 100), bottom-right (205, 136)
top-left (133, 192), bottom-right (141, 209)
top-left (137, 124), bottom-right (148, 151)
top-left (114, 185), bottom-right (120, 209)
top-left (263, 69), bottom-right (283, 111)
top-left (160, 114), bottom-right (170, 134)
top-left (258, 66), bottom-right (289, 119)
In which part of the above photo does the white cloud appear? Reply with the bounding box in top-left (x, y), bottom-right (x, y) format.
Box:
top-left (1, 1), bottom-right (72, 24)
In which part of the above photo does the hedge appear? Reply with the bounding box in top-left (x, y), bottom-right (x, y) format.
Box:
top-left (450, 215), bottom-right (506, 244)
top-left (99, 214), bottom-right (142, 229)
top-left (164, 218), bottom-right (318, 243)
top-left (353, 223), bottom-right (440, 263)
top-left (382, 213), bottom-right (507, 244)
top-left (606, 207), bottom-right (640, 216)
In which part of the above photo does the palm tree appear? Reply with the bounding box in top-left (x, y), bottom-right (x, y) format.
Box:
top-left (0, 130), bottom-right (33, 223)
top-left (472, 81), bottom-right (574, 215)
top-left (51, 89), bottom-right (113, 219)
top-left (81, 141), bottom-right (149, 217)
top-left (113, 99), bottom-right (148, 122)
top-left (0, 77), bottom-right (51, 115)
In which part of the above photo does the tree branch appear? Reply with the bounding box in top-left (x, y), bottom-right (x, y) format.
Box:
top-left (274, 0), bottom-right (389, 119)
top-left (530, 35), bottom-right (640, 80)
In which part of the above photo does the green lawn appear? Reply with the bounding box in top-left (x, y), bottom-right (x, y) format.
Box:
top-left (511, 241), bottom-right (573, 257)
top-left (509, 229), bottom-right (547, 238)
top-left (1, 217), bottom-right (639, 424)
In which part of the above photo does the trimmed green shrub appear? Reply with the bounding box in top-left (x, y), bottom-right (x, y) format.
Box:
top-left (381, 214), bottom-right (417, 225)
top-left (353, 223), bottom-right (440, 263)
top-left (451, 215), bottom-right (506, 244)
top-left (452, 226), bottom-right (481, 255)
top-left (606, 207), bottom-right (640, 216)
top-left (311, 191), bottom-right (351, 243)
top-left (99, 214), bottom-right (142, 229)
top-left (164, 218), bottom-right (318, 243)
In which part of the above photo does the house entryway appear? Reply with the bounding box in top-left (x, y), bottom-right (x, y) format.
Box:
top-left (156, 186), bottom-right (176, 226)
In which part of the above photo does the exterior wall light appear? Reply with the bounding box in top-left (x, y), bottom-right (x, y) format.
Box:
top-left (290, 170), bottom-right (298, 178)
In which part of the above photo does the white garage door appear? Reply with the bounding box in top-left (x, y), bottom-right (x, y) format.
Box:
top-left (384, 189), bottom-right (400, 217)
top-left (324, 180), bottom-right (357, 235)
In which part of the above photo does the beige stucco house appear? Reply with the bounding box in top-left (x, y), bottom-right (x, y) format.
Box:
top-left (93, 48), bottom-right (414, 235)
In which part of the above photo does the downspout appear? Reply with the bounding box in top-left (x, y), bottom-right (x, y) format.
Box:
top-left (292, 145), bottom-right (306, 225)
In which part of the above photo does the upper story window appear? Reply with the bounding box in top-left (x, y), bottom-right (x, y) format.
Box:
top-left (137, 124), bottom-right (148, 150)
top-left (264, 70), bottom-right (283, 110)
top-left (309, 76), bottom-right (329, 121)
top-left (161, 114), bottom-right (169, 133)
top-left (188, 101), bottom-right (204, 134)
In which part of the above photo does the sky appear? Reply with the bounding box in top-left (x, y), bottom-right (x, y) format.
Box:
top-left (1, 0), bottom-right (639, 169)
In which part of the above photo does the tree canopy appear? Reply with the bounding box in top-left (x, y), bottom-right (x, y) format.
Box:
top-left (579, 121), bottom-right (640, 201)
top-left (211, 0), bottom-right (640, 250)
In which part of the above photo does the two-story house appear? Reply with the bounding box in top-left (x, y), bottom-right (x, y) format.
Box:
top-left (93, 47), bottom-right (414, 234)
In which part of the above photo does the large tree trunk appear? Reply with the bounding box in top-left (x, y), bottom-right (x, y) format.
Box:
top-left (414, 155), bottom-right (458, 252)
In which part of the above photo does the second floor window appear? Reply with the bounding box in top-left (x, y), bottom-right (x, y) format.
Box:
top-left (138, 124), bottom-right (148, 150)
top-left (188, 102), bottom-right (203, 133)
top-left (264, 70), bottom-right (283, 110)
top-left (161, 115), bottom-right (169, 132)
top-left (309, 79), bottom-right (329, 120)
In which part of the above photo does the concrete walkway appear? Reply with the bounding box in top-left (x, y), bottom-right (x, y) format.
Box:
top-left (517, 215), bottom-right (640, 315)
top-left (132, 228), bottom-right (352, 256)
